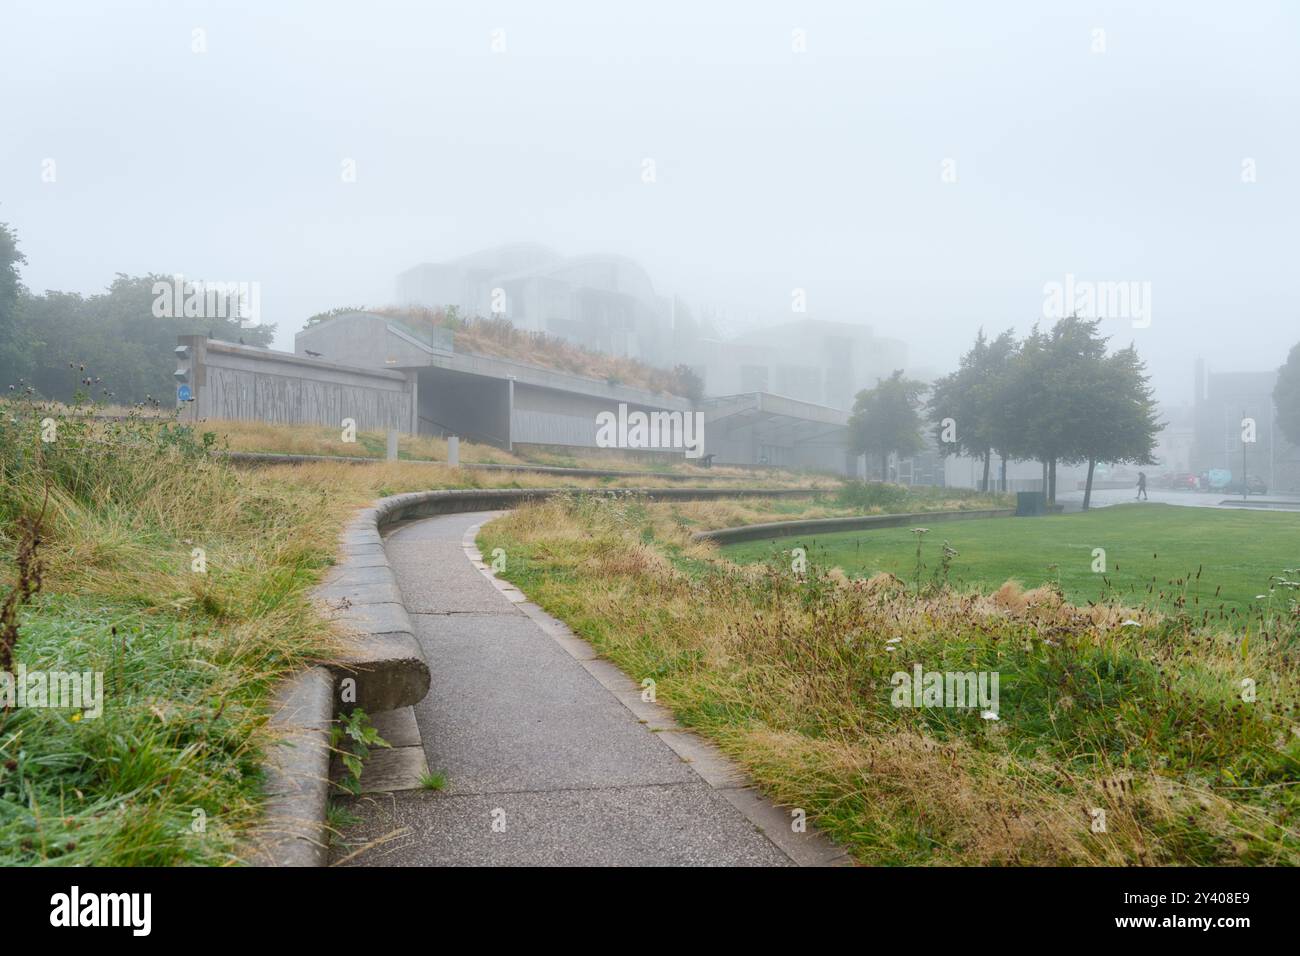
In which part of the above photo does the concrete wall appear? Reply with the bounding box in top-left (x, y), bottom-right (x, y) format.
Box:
top-left (295, 312), bottom-right (452, 367)
top-left (416, 366), bottom-right (511, 446)
top-left (177, 336), bottom-right (416, 432)
top-left (705, 419), bottom-right (847, 472)
top-left (511, 384), bottom-right (682, 451)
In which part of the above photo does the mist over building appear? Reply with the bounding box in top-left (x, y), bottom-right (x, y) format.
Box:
top-left (396, 244), bottom-right (673, 365)
top-left (394, 244), bottom-right (914, 413)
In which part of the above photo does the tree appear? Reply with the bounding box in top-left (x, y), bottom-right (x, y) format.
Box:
top-left (928, 328), bottom-right (1018, 491)
top-left (0, 222), bottom-right (29, 388)
top-left (670, 364), bottom-right (705, 402)
top-left (15, 272), bottom-right (275, 404)
top-left (1074, 343), bottom-right (1162, 509)
top-left (1000, 317), bottom-right (1110, 504)
top-left (1275, 342), bottom-right (1300, 448)
top-left (849, 370), bottom-right (927, 482)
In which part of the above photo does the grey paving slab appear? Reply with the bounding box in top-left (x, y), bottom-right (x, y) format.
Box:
top-left (386, 523), bottom-right (513, 613)
top-left (400, 578), bottom-right (520, 615)
top-left (411, 610), bottom-right (698, 793)
top-left (331, 784), bottom-right (792, 867)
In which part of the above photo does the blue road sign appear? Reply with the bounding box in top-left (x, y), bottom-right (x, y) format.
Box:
top-left (177, 384), bottom-right (193, 402)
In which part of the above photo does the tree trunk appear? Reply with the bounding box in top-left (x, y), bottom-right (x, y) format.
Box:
top-left (1083, 458), bottom-right (1096, 511)
top-left (980, 450), bottom-right (991, 493)
top-left (1048, 457), bottom-right (1057, 505)
top-left (1000, 454), bottom-right (1007, 493)
top-left (1041, 459), bottom-right (1048, 496)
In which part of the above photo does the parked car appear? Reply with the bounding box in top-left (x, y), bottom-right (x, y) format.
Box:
top-left (1224, 475), bottom-right (1268, 496)
top-left (1198, 469), bottom-right (1232, 492)
top-left (1162, 472), bottom-right (1198, 490)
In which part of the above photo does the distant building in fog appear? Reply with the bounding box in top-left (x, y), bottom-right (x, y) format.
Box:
top-left (1153, 402), bottom-right (1196, 474)
top-left (396, 244), bottom-right (673, 365)
top-left (1192, 357), bottom-right (1300, 492)
top-left (694, 319), bottom-right (908, 412)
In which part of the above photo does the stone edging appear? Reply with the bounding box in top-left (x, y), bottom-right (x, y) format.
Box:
top-left (223, 450), bottom-right (809, 483)
top-left (691, 508), bottom-right (1016, 545)
top-left (255, 484), bottom-right (822, 866)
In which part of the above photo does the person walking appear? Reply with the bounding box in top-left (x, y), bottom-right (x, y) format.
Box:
top-left (1136, 471), bottom-right (1148, 500)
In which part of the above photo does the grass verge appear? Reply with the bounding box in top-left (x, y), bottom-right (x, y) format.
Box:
top-left (479, 495), bottom-right (1300, 865)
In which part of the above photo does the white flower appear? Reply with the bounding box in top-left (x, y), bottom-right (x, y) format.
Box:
top-left (981, 710), bottom-right (999, 721)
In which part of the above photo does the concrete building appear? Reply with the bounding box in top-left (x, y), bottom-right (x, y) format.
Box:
top-left (694, 319), bottom-right (909, 412)
top-left (1192, 359), bottom-right (1300, 492)
top-left (172, 312), bottom-right (854, 473)
top-left (1153, 402), bottom-right (1196, 475)
top-left (173, 335), bottom-right (417, 432)
top-left (396, 245), bottom-right (673, 365)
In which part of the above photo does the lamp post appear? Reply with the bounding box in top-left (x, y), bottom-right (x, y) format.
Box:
top-left (1242, 408), bottom-right (1248, 500)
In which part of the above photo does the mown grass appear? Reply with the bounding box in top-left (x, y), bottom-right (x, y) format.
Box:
top-left (480, 495), bottom-right (1300, 865)
top-left (722, 503), bottom-right (1300, 616)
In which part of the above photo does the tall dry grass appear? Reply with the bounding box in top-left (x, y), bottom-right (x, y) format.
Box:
top-left (480, 495), bottom-right (1300, 866)
top-left (205, 418), bottom-right (801, 482)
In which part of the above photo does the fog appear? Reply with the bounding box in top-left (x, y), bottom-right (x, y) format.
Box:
top-left (3, 0), bottom-right (1297, 402)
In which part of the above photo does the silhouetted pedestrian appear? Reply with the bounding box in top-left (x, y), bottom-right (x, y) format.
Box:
top-left (1136, 471), bottom-right (1148, 500)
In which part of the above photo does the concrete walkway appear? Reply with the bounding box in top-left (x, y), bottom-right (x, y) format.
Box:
top-left (330, 510), bottom-right (843, 867)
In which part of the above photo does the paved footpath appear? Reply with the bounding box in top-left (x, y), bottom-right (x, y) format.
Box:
top-left (331, 510), bottom-right (847, 867)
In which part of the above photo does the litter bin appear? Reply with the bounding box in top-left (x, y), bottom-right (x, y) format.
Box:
top-left (1016, 491), bottom-right (1046, 516)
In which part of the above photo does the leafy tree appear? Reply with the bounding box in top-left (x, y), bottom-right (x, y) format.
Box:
top-left (0, 222), bottom-right (29, 388)
top-left (14, 272), bottom-right (275, 404)
top-left (1001, 317), bottom-right (1110, 503)
top-left (849, 370), bottom-right (927, 482)
top-left (1074, 343), bottom-right (1162, 509)
top-left (928, 328), bottom-right (1018, 491)
top-left (1275, 342), bottom-right (1300, 448)
top-left (670, 364), bottom-right (705, 402)
top-left (992, 317), bottom-right (1159, 507)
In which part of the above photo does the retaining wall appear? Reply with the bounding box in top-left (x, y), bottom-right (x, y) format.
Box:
top-left (692, 508), bottom-right (1016, 545)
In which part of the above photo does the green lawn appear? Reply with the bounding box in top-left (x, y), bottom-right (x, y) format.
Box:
top-left (722, 503), bottom-right (1300, 615)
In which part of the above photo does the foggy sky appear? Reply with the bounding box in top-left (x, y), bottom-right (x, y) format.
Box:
top-left (3, 0), bottom-right (1297, 404)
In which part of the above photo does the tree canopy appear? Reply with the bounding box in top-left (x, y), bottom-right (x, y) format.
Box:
top-left (1275, 341), bottom-right (1300, 448)
top-left (849, 369), bottom-right (927, 480)
top-left (927, 328), bottom-right (1018, 490)
top-left (922, 317), bottom-right (1161, 506)
top-left (0, 223), bottom-right (275, 404)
